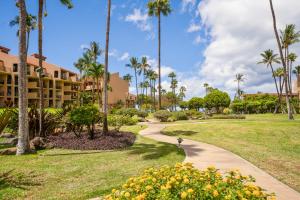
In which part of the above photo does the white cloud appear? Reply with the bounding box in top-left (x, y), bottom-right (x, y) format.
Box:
top-left (125, 9), bottom-right (152, 32)
top-left (181, 0), bottom-right (196, 13)
top-left (119, 52), bottom-right (130, 61)
top-left (187, 23), bottom-right (201, 32)
top-left (193, 35), bottom-right (202, 44)
top-left (193, 0), bottom-right (300, 97)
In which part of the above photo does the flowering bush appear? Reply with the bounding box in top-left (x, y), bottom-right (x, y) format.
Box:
top-left (104, 163), bottom-right (275, 200)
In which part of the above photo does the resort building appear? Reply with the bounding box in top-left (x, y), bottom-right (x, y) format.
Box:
top-left (0, 46), bottom-right (134, 108)
top-left (0, 46), bottom-right (81, 108)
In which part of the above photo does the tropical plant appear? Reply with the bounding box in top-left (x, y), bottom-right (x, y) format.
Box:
top-left (126, 57), bottom-right (141, 107)
top-left (234, 73), bottom-right (245, 100)
top-left (103, 0), bottom-right (112, 135)
top-left (107, 115), bottom-right (137, 131)
top-left (168, 72), bottom-right (177, 111)
top-left (148, 0), bottom-right (172, 109)
top-left (171, 111), bottom-right (188, 121)
top-left (0, 109), bottom-right (13, 135)
top-left (203, 83), bottom-right (209, 95)
top-left (104, 163), bottom-right (275, 200)
top-left (153, 110), bottom-right (172, 122)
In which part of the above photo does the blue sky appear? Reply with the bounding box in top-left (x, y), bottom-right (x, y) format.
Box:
top-left (1, 0), bottom-right (300, 99)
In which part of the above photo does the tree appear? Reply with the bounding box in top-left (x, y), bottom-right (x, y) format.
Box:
top-left (126, 57), bottom-right (141, 108)
top-left (16, 0), bottom-right (30, 155)
top-left (86, 63), bottom-right (104, 111)
top-left (37, 0), bottom-right (73, 137)
top-left (178, 86), bottom-right (186, 101)
top-left (288, 52), bottom-right (297, 93)
top-left (269, 0), bottom-right (294, 120)
top-left (258, 49), bottom-right (281, 112)
top-left (148, 0), bottom-right (171, 110)
top-left (179, 101), bottom-right (188, 110)
top-left (204, 89), bottom-right (231, 113)
top-left (149, 70), bottom-right (158, 110)
top-left (9, 14), bottom-right (37, 54)
top-left (203, 83), bottom-right (209, 95)
top-left (103, 0), bottom-right (112, 135)
top-left (188, 97), bottom-right (203, 111)
top-left (234, 73), bottom-right (245, 100)
top-left (168, 72), bottom-right (177, 111)
top-left (123, 74), bottom-right (133, 107)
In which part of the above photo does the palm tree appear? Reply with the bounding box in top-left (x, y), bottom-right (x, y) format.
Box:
top-left (203, 83), bottom-right (209, 95)
top-left (37, 0), bottom-right (73, 137)
top-left (148, 0), bottom-right (171, 110)
top-left (9, 14), bottom-right (37, 54)
top-left (149, 71), bottom-right (158, 110)
top-left (269, 0), bottom-right (294, 119)
top-left (16, 0), bottom-right (30, 155)
top-left (179, 86), bottom-right (186, 101)
top-left (74, 58), bottom-right (85, 80)
top-left (258, 49), bottom-right (281, 112)
top-left (86, 63), bottom-right (104, 111)
top-left (288, 53), bottom-right (297, 93)
top-left (81, 52), bottom-right (95, 102)
top-left (103, 0), bottom-right (112, 135)
top-left (126, 57), bottom-right (141, 108)
top-left (234, 73), bottom-right (245, 99)
top-left (168, 72), bottom-right (176, 111)
top-left (123, 74), bottom-right (133, 108)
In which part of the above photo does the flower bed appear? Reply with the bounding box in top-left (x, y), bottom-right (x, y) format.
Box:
top-left (104, 163), bottom-right (275, 200)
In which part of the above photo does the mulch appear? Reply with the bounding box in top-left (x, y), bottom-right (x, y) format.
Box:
top-left (47, 131), bottom-right (136, 150)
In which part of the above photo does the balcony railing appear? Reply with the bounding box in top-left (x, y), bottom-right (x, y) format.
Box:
top-left (28, 82), bottom-right (38, 88)
top-left (28, 92), bottom-right (38, 99)
top-left (64, 86), bottom-right (72, 91)
top-left (64, 95), bottom-right (72, 100)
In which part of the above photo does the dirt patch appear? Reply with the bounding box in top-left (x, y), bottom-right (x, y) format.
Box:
top-left (47, 131), bottom-right (136, 150)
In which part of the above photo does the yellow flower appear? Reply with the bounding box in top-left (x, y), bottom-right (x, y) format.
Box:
top-left (205, 184), bottom-right (212, 190)
top-left (146, 185), bottom-right (153, 190)
top-left (181, 191), bottom-right (188, 199)
top-left (187, 188), bottom-right (194, 193)
top-left (253, 190), bottom-right (260, 196)
top-left (183, 178), bottom-right (189, 184)
top-left (213, 190), bottom-right (219, 197)
top-left (112, 189), bottom-right (116, 193)
top-left (124, 192), bottom-right (130, 198)
top-left (225, 195), bottom-right (231, 199)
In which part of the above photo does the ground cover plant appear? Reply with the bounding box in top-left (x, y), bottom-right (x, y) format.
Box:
top-left (104, 163), bottom-right (275, 200)
top-left (162, 114), bottom-right (300, 191)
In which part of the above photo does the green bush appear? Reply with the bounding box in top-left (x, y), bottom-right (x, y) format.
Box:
top-left (188, 97), bottom-right (204, 111)
top-left (154, 110), bottom-right (172, 122)
top-left (104, 163), bottom-right (275, 200)
top-left (204, 89), bottom-right (231, 113)
top-left (223, 108), bottom-right (232, 115)
top-left (137, 110), bottom-right (148, 119)
top-left (116, 108), bottom-right (138, 117)
top-left (108, 115), bottom-right (137, 131)
top-left (172, 111), bottom-right (188, 121)
top-left (184, 110), bottom-right (203, 120)
top-left (69, 105), bottom-right (101, 139)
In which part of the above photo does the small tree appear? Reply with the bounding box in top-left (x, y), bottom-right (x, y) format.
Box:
top-left (204, 89), bottom-right (231, 113)
top-left (188, 97), bottom-right (204, 111)
top-left (69, 105), bottom-right (101, 139)
top-left (179, 101), bottom-right (188, 110)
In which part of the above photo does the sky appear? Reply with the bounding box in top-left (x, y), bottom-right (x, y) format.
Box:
top-left (0, 0), bottom-right (300, 99)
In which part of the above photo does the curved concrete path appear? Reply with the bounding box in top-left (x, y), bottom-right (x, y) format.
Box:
top-left (139, 122), bottom-right (300, 200)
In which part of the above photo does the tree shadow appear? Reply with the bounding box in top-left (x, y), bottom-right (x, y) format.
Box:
top-left (0, 169), bottom-right (41, 191)
top-left (163, 130), bottom-right (198, 136)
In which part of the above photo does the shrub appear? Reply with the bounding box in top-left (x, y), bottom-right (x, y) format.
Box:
top-left (108, 115), bottom-right (137, 131)
top-left (204, 89), bottom-right (231, 113)
top-left (184, 110), bottom-right (203, 120)
top-left (210, 115), bottom-right (246, 120)
top-left (179, 101), bottom-right (188, 110)
top-left (172, 111), bottom-right (188, 121)
top-left (116, 108), bottom-right (138, 117)
top-left (223, 108), bottom-right (232, 115)
top-left (188, 97), bottom-right (204, 111)
top-left (104, 163), bottom-right (275, 200)
top-left (154, 110), bottom-right (172, 122)
top-left (137, 110), bottom-right (148, 119)
top-left (69, 105), bottom-right (101, 139)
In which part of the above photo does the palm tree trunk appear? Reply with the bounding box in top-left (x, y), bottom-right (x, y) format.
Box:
top-left (134, 68), bottom-right (139, 108)
top-left (103, 0), bottom-right (111, 135)
top-left (17, 0), bottom-right (30, 155)
top-left (270, 64), bottom-right (280, 113)
top-left (269, 0), bottom-right (293, 120)
top-left (153, 80), bottom-right (156, 111)
top-left (38, 0), bottom-right (44, 137)
top-left (26, 31), bottom-right (30, 55)
top-left (158, 10), bottom-right (161, 110)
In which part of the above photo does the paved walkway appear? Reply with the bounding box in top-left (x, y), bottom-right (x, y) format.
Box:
top-left (139, 122), bottom-right (300, 200)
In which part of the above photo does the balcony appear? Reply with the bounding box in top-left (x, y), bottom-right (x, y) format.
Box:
top-left (28, 92), bottom-right (38, 99)
top-left (64, 86), bottom-right (72, 91)
top-left (28, 82), bottom-right (38, 88)
top-left (56, 95), bottom-right (62, 99)
top-left (0, 79), bottom-right (4, 85)
top-left (64, 95), bottom-right (72, 100)
top-left (0, 91), bottom-right (4, 97)
top-left (61, 74), bottom-right (68, 80)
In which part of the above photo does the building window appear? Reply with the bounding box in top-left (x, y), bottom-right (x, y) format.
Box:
top-left (54, 71), bottom-right (58, 78)
top-left (7, 75), bottom-right (12, 84)
top-left (13, 64), bottom-right (18, 72)
top-left (27, 65), bottom-right (30, 75)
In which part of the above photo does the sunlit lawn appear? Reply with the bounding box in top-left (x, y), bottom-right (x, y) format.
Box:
top-left (0, 125), bottom-right (184, 200)
top-left (162, 114), bottom-right (300, 192)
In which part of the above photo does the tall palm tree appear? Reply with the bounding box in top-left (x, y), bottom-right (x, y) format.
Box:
top-left (149, 71), bottom-right (158, 110)
top-left (123, 74), bottom-right (133, 108)
top-left (86, 63), bottom-right (104, 111)
top-left (168, 72), bottom-right (176, 111)
top-left (9, 14), bottom-right (37, 54)
top-left (37, 0), bottom-right (73, 137)
top-left (103, 0), bottom-right (112, 135)
top-left (148, 0), bottom-right (171, 110)
top-left (16, 0), bottom-right (30, 155)
top-left (126, 57), bottom-right (141, 108)
top-left (288, 53), bottom-right (297, 93)
top-left (269, 0), bottom-right (294, 119)
top-left (179, 86), bottom-right (186, 101)
top-left (203, 83), bottom-right (209, 95)
top-left (81, 52), bottom-right (95, 101)
top-left (234, 73), bottom-right (245, 99)
top-left (258, 50), bottom-right (281, 110)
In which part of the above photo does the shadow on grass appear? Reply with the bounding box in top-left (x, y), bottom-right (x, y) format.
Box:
top-left (163, 130), bottom-right (198, 136)
top-left (0, 170), bottom-right (41, 191)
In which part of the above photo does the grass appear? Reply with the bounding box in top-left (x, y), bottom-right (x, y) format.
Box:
top-left (0, 125), bottom-right (184, 200)
top-left (162, 114), bottom-right (300, 192)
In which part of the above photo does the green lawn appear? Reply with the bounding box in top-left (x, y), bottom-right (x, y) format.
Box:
top-left (162, 114), bottom-right (300, 192)
top-left (0, 125), bottom-right (184, 200)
